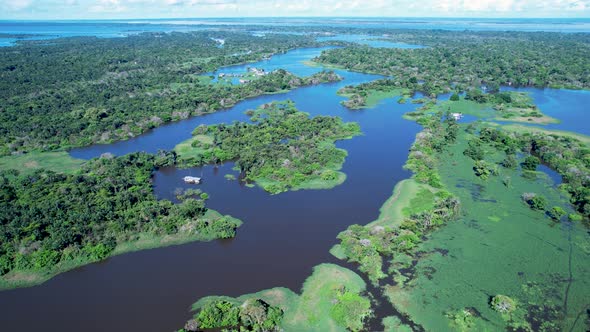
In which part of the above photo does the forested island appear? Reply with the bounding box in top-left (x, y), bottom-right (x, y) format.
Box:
top-left (175, 100), bottom-right (361, 194)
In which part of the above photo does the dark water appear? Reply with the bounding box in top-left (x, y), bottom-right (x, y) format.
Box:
top-left (0, 47), bottom-right (422, 332)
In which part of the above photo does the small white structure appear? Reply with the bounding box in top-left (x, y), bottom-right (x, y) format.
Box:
top-left (451, 113), bottom-right (463, 121)
top-left (183, 176), bottom-right (201, 184)
top-left (247, 67), bottom-right (266, 76)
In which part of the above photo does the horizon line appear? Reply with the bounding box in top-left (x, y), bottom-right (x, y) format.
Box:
top-left (2, 16), bottom-right (590, 21)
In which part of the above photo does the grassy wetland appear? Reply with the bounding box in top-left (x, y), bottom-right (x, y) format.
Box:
top-left (382, 120), bottom-right (590, 331)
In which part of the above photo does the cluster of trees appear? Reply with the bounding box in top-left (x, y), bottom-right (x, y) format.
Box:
top-left (180, 100), bottom-right (361, 194)
top-left (314, 32), bottom-right (590, 96)
top-left (337, 192), bottom-right (460, 283)
top-left (466, 90), bottom-right (545, 120)
top-left (329, 287), bottom-right (372, 332)
top-left (469, 126), bottom-right (589, 220)
top-left (0, 151), bottom-right (240, 278)
top-left (180, 298), bottom-right (283, 332)
top-left (337, 111), bottom-right (461, 283)
top-left (0, 31), bottom-right (320, 154)
top-left (337, 78), bottom-right (411, 109)
top-left (404, 111), bottom-right (459, 188)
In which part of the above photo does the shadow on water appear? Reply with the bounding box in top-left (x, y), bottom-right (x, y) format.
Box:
top-left (0, 47), bottom-right (423, 332)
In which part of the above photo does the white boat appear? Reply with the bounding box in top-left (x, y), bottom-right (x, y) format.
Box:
top-left (183, 176), bottom-right (201, 184)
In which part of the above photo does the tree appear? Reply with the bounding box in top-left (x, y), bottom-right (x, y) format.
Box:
top-left (522, 155), bottom-right (540, 171)
top-left (463, 139), bottom-right (484, 161)
top-left (501, 155), bottom-right (517, 169)
top-left (522, 193), bottom-right (547, 211)
top-left (548, 206), bottom-right (566, 220)
top-left (196, 300), bottom-right (239, 328)
top-left (450, 92), bottom-right (460, 101)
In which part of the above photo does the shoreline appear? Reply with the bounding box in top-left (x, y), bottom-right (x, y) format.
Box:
top-left (0, 210), bottom-right (242, 291)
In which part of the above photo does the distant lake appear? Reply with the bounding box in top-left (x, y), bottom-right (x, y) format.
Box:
top-left (1, 17), bottom-right (590, 46)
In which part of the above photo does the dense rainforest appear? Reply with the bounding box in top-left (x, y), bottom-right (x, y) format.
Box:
top-left (313, 32), bottom-right (590, 96)
top-left (0, 151), bottom-right (240, 288)
top-left (177, 100), bottom-right (361, 194)
top-left (0, 31), bottom-right (321, 154)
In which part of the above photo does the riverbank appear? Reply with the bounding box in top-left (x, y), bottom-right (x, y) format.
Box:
top-left (0, 209), bottom-right (242, 291)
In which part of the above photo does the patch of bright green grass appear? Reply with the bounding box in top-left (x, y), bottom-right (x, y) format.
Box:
top-left (173, 134), bottom-right (214, 160)
top-left (382, 316), bottom-right (413, 332)
top-left (368, 179), bottom-right (437, 229)
top-left (437, 97), bottom-right (559, 125)
top-left (0, 151), bottom-right (85, 175)
top-left (497, 123), bottom-right (590, 146)
top-left (364, 89), bottom-right (407, 108)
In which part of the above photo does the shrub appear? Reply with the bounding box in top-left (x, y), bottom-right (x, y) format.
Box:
top-left (463, 139), bottom-right (484, 161)
top-left (197, 300), bottom-right (239, 329)
top-left (490, 295), bottom-right (516, 314)
top-left (522, 155), bottom-right (540, 171)
top-left (501, 155), bottom-right (517, 169)
top-left (548, 206), bottom-right (566, 220)
top-left (521, 193), bottom-right (547, 211)
top-left (473, 160), bottom-right (497, 180)
top-left (330, 290), bottom-right (372, 332)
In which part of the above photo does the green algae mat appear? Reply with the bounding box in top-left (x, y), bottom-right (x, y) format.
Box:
top-left (385, 129), bottom-right (590, 331)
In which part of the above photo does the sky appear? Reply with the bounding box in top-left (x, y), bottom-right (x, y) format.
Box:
top-left (1, 0), bottom-right (589, 20)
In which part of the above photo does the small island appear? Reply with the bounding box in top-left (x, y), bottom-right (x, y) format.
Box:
top-left (175, 100), bottom-right (362, 194)
top-left (337, 79), bottom-right (412, 109)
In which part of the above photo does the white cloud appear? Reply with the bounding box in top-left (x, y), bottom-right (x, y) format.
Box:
top-left (89, 0), bottom-right (126, 12)
top-left (1, 0), bottom-right (590, 19)
top-left (2, 0), bottom-right (34, 11)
